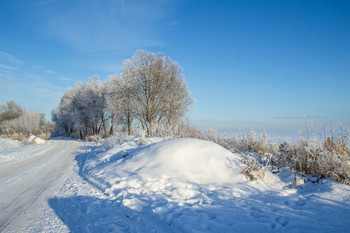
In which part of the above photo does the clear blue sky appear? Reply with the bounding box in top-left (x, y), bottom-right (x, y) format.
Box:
top-left (1, 0), bottom-right (349, 134)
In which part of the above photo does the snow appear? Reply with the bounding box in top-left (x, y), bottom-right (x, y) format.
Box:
top-left (0, 137), bottom-right (21, 151)
top-left (27, 135), bottom-right (37, 143)
top-left (34, 137), bottom-right (46, 144)
top-left (1, 137), bottom-right (350, 232)
top-left (80, 138), bottom-right (350, 232)
top-left (28, 135), bottom-right (46, 144)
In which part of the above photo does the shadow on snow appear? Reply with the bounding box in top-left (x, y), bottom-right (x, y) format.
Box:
top-left (48, 143), bottom-right (350, 233)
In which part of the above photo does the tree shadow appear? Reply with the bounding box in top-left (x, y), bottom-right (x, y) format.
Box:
top-left (49, 196), bottom-right (129, 233)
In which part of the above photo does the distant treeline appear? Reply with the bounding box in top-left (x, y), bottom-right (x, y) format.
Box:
top-left (0, 100), bottom-right (55, 140)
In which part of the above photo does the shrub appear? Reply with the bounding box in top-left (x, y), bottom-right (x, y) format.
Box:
top-left (192, 127), bottom-right (350, 185)
top-left (86, 135), bottom-right (103, 142)
top-left (240, 156), bottom-right (265, 181)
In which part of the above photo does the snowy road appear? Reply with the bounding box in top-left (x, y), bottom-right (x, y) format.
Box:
top-left (0, 140), bottom-right (80, 232)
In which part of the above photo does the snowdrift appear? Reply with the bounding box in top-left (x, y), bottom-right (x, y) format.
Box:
top-left (83, 138), bottom-right (281, 212)
top-left (114, 138), bottom-right (241, 185)
top-left (0, 137), bottom-right (21, 151)
top-left (28, 135), bottom-right (46, 144)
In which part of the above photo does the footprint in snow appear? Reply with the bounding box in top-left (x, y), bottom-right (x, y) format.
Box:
top-left (270, 222), bottom-right (276, 229)
top-left (294, 200), bottom-right (306, 209)
top-left (249, 207), bottom-right (265, 219)
top-left (275, 216), bottom-right (289, 227)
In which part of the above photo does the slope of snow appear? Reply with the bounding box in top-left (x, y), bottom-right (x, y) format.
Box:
top-left (79, 138), bottom-right (350, 232)
top-left (107, 138), bottom-right (241, 185)
top-left (0, 137), bottom-right (21, 151)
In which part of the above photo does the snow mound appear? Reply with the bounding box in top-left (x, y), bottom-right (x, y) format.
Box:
top-left (27, 135), bottom-right (46, 144)
top-left (118, 138), bottom-right (241, 185)
top-left (34, 137), bottom-right (46, 144)
top-left (0, 137), bottom-right (22, 151)
top-left (83, 138), bottom-right (279, 213)
top-left (28, 135), bottom-right (37, 143)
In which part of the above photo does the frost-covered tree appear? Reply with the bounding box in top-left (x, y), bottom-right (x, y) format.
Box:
top-left (53, 51), bottom-right (193, 138)
top-left (52, 77), bottom-right (106, 139)
top-left (0, 100), bottom-right (54, 136)
top-left (121, 50), bottom-right (193, 136)
top-left (105, 75), bottom-right (134, 135)
top-left (0, 100), bottom-right (23, 122)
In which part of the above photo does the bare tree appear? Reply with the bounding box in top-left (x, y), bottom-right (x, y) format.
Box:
top-left (0, 100), bottom-right (23, 122)
top-left (105, 75), bottom-right (134, 136)
top-left (121, 50), bottom-right (193, 136)
top-left (0, 100), bottom-right (54, 136)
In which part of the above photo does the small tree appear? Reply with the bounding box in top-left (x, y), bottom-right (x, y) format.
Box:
top-left (121, 50), bottom-right (193, 136)
top-left (0, 100), bottom-right (23, 122)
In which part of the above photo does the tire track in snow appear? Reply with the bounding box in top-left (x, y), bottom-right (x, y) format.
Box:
top-left (0, 140), bottom-right (80, 232)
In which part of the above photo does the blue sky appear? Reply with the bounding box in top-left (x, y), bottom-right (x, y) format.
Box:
top-left (0, 0), bottom-right (349, 133)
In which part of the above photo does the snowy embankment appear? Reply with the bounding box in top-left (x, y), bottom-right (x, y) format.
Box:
top-left (68, 137), bottom-right (350, 232)
top-left (0, 137), bottom-right (22, 151)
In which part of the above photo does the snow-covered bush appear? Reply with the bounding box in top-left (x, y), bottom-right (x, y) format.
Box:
top-left (0, 101), bottom-right (54, 142)
top-left (86, 135), bottom-right (103, 142)
top-left (138, 130), bottom-right (147, 145)
top-left (190, 127), bottom-right (350, 185)
top-left (240, 156), bottom-right (265, 181)
top-left (0, 107), bottom-right (54, 139)
top-left (100, 133), bottom-right (128, 150)
top-left (272, 135), bottom-right (350, 185)
top-left (200, 129), bottom-right (278, 157)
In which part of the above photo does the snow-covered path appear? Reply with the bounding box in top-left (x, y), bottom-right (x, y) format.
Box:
top-left (0, 140), bottom-right (81, 232)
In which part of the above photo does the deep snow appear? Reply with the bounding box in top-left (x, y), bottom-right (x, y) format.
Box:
top-left (78, 138), bottom-right (350, 232)
top-left (1, 137), bottom-right (350, 232)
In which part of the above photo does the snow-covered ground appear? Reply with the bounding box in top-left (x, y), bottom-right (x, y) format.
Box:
top-left (0, 137), bottom-right (22, 151)
top-left (0, 139), bottom-right (88, 232)
top-left (1, 137), bottom-right (350, 232)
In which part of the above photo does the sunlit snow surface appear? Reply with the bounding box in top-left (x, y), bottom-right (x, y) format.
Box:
top-left (1, 137), bottom-right (350, 232)
top-left (0, 137), bottom-right (21, 151)
top-left (62, 138), bottom-right (350, 233)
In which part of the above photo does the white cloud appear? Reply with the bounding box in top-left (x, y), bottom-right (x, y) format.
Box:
top-left (0, 51), bottom-right (24, 65)
top-left (0, 64), bottom-right (16, 70)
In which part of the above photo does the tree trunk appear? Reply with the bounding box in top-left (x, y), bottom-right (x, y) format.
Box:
top-left (127, 113), bottom-right (131, 136)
